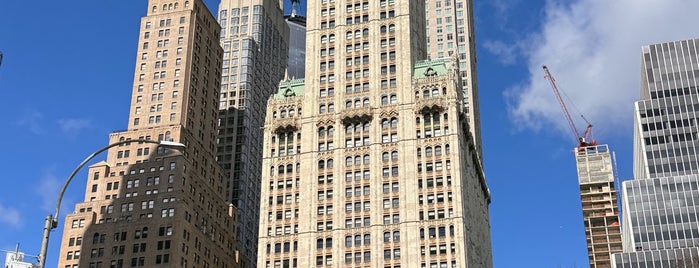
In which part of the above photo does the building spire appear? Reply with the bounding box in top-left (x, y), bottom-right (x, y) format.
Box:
top-left (291, 0), bottom-right (300, 17)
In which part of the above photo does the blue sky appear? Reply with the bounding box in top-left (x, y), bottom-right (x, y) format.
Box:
top-left (0, 0), bottom-right (697, 267)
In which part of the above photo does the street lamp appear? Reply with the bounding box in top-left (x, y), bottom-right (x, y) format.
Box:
top-left (37, 139), bottom-right (185, 268)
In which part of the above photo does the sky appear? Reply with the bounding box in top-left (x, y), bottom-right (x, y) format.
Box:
top-left (0, 0), bottom-right (697, 267)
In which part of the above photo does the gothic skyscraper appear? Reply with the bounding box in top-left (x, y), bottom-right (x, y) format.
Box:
top-left (256, 0), bottom-right (493, 267)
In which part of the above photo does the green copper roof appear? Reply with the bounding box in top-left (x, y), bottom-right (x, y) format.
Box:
top-left (274, 78), bottom-right (305, 99)
top-left (413, 58), bottom-right (456, 79)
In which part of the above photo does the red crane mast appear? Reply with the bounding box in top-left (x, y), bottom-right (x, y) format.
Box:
top-left (542, 65), bottom-right (595, 148)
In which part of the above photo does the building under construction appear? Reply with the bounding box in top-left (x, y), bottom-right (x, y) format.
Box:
top-left (575, 144), bottom-right (623, 267)
top-left (543, 66), bottom-right (622, 267)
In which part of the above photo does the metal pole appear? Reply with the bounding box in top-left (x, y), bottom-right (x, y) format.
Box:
top-left (38, 214), bottom-right (52, 267)
top-left (37, 139), bottom-right (162, 268)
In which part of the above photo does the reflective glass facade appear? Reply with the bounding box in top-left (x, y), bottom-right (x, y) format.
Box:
top-left (614, 38), bottom-right (699, 267)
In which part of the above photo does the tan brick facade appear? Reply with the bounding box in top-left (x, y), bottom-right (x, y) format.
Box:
top-left (256, 0), bottom-right (492, 267)
top-left (57, 1), bottom-right (241, 268)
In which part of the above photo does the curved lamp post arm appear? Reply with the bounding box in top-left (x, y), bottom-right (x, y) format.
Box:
top-left (38, 139), bottom-right (183, 268)
top-left (53, 139), bottom-right (160, 223)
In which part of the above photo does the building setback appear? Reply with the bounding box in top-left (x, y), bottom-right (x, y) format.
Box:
top-left (57, 1), bottom-right (240, 267)
top-left (575, 144), bottom-right (622, 267)
top-left (256, 0), bottom-right (493, 267)
top-left (425, 0), bottom-right (481, 157)
top-left (215, 0), bottom-right (289, 267)
top-left (613, 38), bottom-right (699, 267)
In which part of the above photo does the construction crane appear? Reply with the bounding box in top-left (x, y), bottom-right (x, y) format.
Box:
top-left (542, 65), bottom-right (596, 148)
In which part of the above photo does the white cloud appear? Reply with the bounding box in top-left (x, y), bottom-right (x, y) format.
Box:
top-left (36, 170), bottom-right (61, 213)
top-left (0, 204), bottom-right (21, 227)
top-left (17, 108), bottom-right (43, 134)
top-left (483, 40), bottom-right (521, 65)
top-left (57, 118), bottom-right (91, 138)
top-left (505, 0), bottom-right (699, 140)
top-left (35, 168), bottom-right (76, 219)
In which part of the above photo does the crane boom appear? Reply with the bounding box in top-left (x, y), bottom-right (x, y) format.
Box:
top-left (542, 65), bottom-right (595, 148)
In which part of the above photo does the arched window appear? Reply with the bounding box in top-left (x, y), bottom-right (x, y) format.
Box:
top-left (364, 234), bottom-right (371, 245)
top-left (93, 233), bottom-right (100, 244)
top-left (280, 110), bottom-right (287, 118)
top-left (327, 159), bottom-right (333, 168)
top-left (152, 6), bottom-right (157, 12)
top-left (286, 164), bottom-right (293, 173)
top-left (328, 126), bottom-right (334, 136)
top-left (380, 25), bottom-right (387, 33)
top-left (432, 88), bottom-right (439, 96)
top-left (318, 127), bottom-right (326, 137)
top-left (363, 28), bottom-right (369, 37)
top-left (381, 119), bottom-right (389, 129)
top-left (426, 147), bottom-right (433, 157)
top-left (321, 35), bottom-right (328, 43)
top-left (142, 227), bottom-right (149, 238)
top-left (346, 101), bottom-right (353, 108)
top-left (389, 24), bottom-right (396, 32)
top-left (318, 160), bottom-right (325, 169)
top-left (328, 34), bottom-right (335, 42)
top-left (435, 146), bottom-right (442, 155)
top-left (174, 2), bottom-right (178, 9)
top-left (346, 31), bottom-right (353, 39)
top-left (184, 1), bottom-right (190, 8)
top-left (363, 98), bottom-right (370, 107)
top-left (390, 118), bottom-right (398, 128)
top-left (346, 157), bottom-right (353, 166)
top-left (382, 152), bottom-right (389, 162)
top-left (354, 156), bottom-right (361, 165)
top-left (354, 99), bottom-right (361, 108)
top-left (423, 90), bottom-right (430, 98)
top-left (363, 155), bottom-right (370, 164)
top-left (381, 96), bottom-right (388, 105)
top-left (445, 144), bottom-right (451, 154)
top-left (391, 151), bottom-right (398, 161)
top-left (278, 165), bottom-right (284, 174)
top-left (390, 94), bottom-right (397, 104)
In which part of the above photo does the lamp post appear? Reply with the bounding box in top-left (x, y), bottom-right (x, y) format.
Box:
top-left (37, 139), bottom-right (185, 268)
